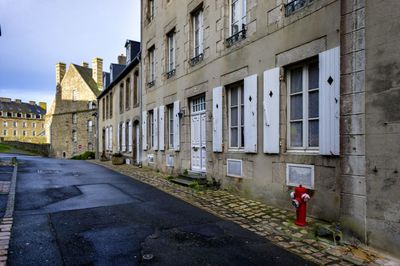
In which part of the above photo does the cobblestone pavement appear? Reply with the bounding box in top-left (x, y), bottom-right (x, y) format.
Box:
top-left (91, 160), bottom-right (398, 266)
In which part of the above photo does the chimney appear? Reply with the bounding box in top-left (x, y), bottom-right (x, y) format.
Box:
top-left (29, 101), bottom-right (36, 105)
top-left (82, 62), bottom-right (89, 67)
top-left (0, 98), bottom-right (11, 102)
top-left (56, 62), bottom-right (66, 85)
top-left (39, 102), bottom-right (47, 111)
top-left (117, 54), bottom-right (126, 65)
top-left (15, 99), bottom-right (21, 103)
top-left (92, 57), bottom-right (103, 89)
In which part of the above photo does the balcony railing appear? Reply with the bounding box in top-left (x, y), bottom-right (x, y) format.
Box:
top-left (189, 53), bottom-right (204, 66)
top-left (147, 80), bottom-right (155, 88)
top-left (166, 69), bottom-right (176, 79)
top-left (225, 25), bottom-right (246, 47)
top-left (285, 0), bottom-right (313, 17)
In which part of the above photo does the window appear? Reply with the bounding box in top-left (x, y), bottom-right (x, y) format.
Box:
top-left (109, 92), bottom-right (113, 118)
top-left (191, 8), bottom-right (204, 65)
top-left (13, 130), bottom-right (17, 136)
top-left (148, 110), bottom-right (154, 148)
top-left (3, 130), bottom-right (6, 136)
top-left (13, 121), bottom-right (17, 128)
top-left (285, 0), bottom-right (313, 17)
top-left (17, 113), bottom-right (22, 118)
top-left (102, 98), bottom-right (106, 120)
top-left (36, 114), bottom-right (41, 119)
top-left (23, 131), bottom-right (26, 136)
top-left (72, 130), bottom-right (77, 142)
top-left (32, 122), bottom-right (36, 128)
top-left (228, 84), bottom-right (244, 149)
top-left (3, 121), bottom-right (7, 127)
top-left (88, 120), bottom-right (93, 133)
top-left (133, 72), bottom-right (139, 105)
top-left (168, 105), bottom-right (174, 149)
top-left (167, 30), bottom-right (176, 77)
top-left (23, 122), bottom-right (27, 128)
top-left (72, 89), bottom-right (77, 101)
top-left (226, 0), bottom-right (247, 46)
top-left (32, 131), bottom-right (36, 136)
top-left (147, 0), bottom-right (154, 21)
top-left (88, 101), bottom-right (95, 110)
top-left (148, 46), bottom-right (155, 86)
top-left (119, 83), bottom-right (124, 113)
top-left (287, 61), bottom-right (319, 150)
top-left (125, 78), bottom-right (130, 110)
top-left (41, 123), bottom-right (44, 129)
top-left (72, 113), bottom-right (77, 124)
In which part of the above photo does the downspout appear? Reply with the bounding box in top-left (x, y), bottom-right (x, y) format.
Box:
top-left (139, 0), bottom-right (143, 166)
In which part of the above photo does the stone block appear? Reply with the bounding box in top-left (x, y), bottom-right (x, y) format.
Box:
top-left (340, 175), bottom-right (366, 195)
top-left (341, 155), bottom-right (366, 176)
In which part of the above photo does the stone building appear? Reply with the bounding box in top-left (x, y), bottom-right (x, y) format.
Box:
top-left (98, 40), bottom-right (141, 163)
top-left (48, 58), bottom-right (105, 158)
top-left (0, 98), bottom-right (47, 143)
top-left (137, 0), bottom-right (400, 256)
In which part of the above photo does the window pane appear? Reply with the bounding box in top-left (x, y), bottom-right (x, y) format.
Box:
top-left (309, 62), bottom-right (319, 89)
top-left (241, 126), bottom-right (244, 148)
top-left (231, 107), bottom-right (238, 126)
top-left (290, 67), bottom-right (303, 93)
top-left (290, 94), bottom-right (303, 120)
top-left (308, 91), bottom-right (319, 118)
top-left (231, 88), bottom-right (238, 106)
top-left (308, 120), bottom-right (319, 147)
top-left (240, 105), bottom-right (244, 126)
top-left (231, 128), bottom-right (238, 147)
top-left (290, 122), bottom-right (303, 147)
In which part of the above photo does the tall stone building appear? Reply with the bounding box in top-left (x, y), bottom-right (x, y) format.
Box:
top-left (0, 98), bottom-right (47, 143)
top-left (98, 40), bottom-right (141, 163)
top-left (48, 58), bottom-right (105, 158)
top-left (137, 0), bottom-right (400, 256)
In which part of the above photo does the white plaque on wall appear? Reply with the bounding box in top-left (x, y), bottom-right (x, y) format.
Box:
top-left (286, 163), bottom-right (315, 189)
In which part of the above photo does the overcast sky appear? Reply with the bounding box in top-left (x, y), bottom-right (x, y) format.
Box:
top-left (0, 0), bottom-right (141, 106)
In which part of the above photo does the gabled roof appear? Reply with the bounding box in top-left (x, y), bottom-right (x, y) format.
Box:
top-left (0, 101), bottom-right (46, 115)
top-left (72, 64), bottom-right (101, 97)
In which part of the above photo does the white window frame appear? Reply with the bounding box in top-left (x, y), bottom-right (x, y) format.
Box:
top-left (287, 61), bottom-right (319, 152)
top-left (192, 8), bottom-right (203, 57)
top-left (228, 84), bottom-right (245, 150)
top-left (148, 0), bottom-right (154, 21)
top-left (167, 30), bottom-right (176, 72)
top-left (168, 105), bottom-right (174, 149)
top-left (230, 0), bottom-right (246, 35)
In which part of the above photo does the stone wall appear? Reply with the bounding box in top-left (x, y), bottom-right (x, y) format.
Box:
top-left (2, 140), bottom-right (50, 156)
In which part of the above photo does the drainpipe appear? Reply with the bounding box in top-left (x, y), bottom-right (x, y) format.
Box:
top-left (139, 0), bottom-right (143, 166)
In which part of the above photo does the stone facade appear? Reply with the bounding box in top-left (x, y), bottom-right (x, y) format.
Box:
top-left (48, 59), bottom-right (102, 158)
top-left (0, 98), bottom-right (47, 144)
top-left (98, 41), bottom-right (141, 163)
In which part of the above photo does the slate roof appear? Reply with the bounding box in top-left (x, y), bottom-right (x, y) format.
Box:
top-left (110, 64), bottom-right (126, 82)
top-left (72, 64), bottom-right (101, 97)
top-left (0, 100), bottom-right (46, 115)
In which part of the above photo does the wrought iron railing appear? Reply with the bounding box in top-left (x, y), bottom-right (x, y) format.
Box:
top-left (166, 69), bottom-right (176, 79)
top-left (147, 80), bottom-right (155, 88)
top-left (189, 53), bottom-right (204, 66)
top-left (225, 24), bottom-right (247, 47)
top-left (285, 0), bottom-right (313, 16)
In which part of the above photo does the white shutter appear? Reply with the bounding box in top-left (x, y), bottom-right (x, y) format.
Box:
top-left (263, 67), bottom-right (280, 154)
top-left (122, 123), bottom-right (126, 151)
top-left (319, 46), bottom-right (340, 155)
top-left (105, 127), bottom-right (109, 151)
top-left (199, 10), bottom-right (204, 54)
top-left (173, 100), bottom-right (180, 151)
top-left (244, 74), bottom-right (258, 153)
top-left (109, 126), bottom-right (113, 151)
top-left (142, 111), bottom-right (148, 150)
top-left (128, 120), bottom-right (132, 152)
top-left (153, 107), bottom-right (159, 150)
top-left (159, 105), bottom-right (165, 151)
top-left (212, 86), bottom-right (223, 152)
top-left (117, 124), bottom-right (120, 151)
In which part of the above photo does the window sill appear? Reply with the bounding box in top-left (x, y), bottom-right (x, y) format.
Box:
top-left (284, 149), bottom-right (320, 156)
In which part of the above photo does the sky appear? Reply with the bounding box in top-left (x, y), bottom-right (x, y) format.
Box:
top-left (0, 0), bottom-right (141, 106)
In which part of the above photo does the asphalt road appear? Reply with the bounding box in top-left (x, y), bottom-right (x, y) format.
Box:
top-left (7, 156), bottom-right (314, 266)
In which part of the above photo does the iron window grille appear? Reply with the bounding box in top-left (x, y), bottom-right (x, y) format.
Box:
top-left (189, 53), bottom-right (204, 66)
top-left (166, 69), bottom-right (176, 79)
top-left (285, 0), bottom-right (313, 17)
top-left (147, 80), bottom-right (155, 88)
top-left (225, 24), bottom-right (247, 47)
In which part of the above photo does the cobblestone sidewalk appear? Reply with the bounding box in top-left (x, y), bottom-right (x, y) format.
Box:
top-left (92, 160), bottom-right (398, 266)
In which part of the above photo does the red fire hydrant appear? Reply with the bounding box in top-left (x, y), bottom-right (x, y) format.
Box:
top-left (290, 185), bottom-right (311, 226)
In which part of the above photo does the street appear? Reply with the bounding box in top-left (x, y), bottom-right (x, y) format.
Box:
top-left (8, 156), bottom-right (313, 265)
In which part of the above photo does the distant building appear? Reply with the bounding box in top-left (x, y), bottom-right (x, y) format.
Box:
top-left (48, 58), bottom-right (106, 158)
top-left (97, 40), bottom-right (141, 163)
top-left (0, 98), bottom-right (47, 143)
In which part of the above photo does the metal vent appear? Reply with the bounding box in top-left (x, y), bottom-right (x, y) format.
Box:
top-left (166, 155), bottom-right (174, 167)
top-left (227, 159), bottom-right (243, 177)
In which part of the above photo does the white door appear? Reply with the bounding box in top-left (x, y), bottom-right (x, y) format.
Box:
top-left (191, 96), bottom-right (206, 172)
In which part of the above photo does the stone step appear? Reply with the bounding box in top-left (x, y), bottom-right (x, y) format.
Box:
top-left (170, 178), bottom-right (196, 187)
top-left (183, 170), bottom-right (206, 179)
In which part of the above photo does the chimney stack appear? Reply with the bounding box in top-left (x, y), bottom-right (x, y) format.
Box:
top-left (56, 62), bottom-right (66, 85)
top-left (39, 102), bottom-right (47, 111)
top-left (15, 99), bottom-right (21, 103)
top-left (82, 62), bottom-right (89, 67)
top-left (92, 57), bottom-right (103, 89)
top-left (118, 54), bottom-right (126, 65)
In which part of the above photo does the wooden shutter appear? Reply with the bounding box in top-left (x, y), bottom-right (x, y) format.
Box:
top-left (173, 101), bottom-right (180, 151)
top-left (244, 74), bottom-right (258, 153)
top-left (263, 67), bottom-right (280, 154)
top-left (153, 107), bottom-right (159, 150)
top-left (319, 46), bottom-right (340, 155)
top-left (213, 86), bottom-right (223, 152)
top-left (159, 105), bottom-right (165, 151)
top-left (142, 111), bottom-right (148, 150)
